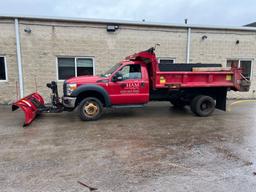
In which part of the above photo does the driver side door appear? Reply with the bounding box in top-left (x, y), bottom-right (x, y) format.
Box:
top-left (109, 64), bottom-right (149, 105)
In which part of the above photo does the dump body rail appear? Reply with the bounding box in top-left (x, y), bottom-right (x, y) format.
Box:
top-left (155, 71), bottom-right (236, 89)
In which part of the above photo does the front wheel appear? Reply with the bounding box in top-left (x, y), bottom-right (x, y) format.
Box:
top-left (79, 97), bottom-right (103, 121)
top-left (190, 95), bottom-right (215, 117)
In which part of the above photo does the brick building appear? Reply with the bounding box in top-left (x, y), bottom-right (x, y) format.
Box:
top-left (0, 15), bottom-right (256, 104)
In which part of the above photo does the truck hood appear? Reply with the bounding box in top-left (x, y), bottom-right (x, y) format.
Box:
top-left (66, 75), bottom-right (106, 85)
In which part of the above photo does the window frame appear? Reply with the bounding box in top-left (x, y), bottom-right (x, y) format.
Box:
top-left (158, 57), bottom-right (176, 64)
top-left (0, 56), bottom-right (8, 82)
top-left (226, 58), bottom-right (254, 80)
top-left (56, 56), bottom-right (95, 81)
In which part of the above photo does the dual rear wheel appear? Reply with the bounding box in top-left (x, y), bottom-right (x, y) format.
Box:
top-left (190, 95), bottom-right (216, 117)
top-left (171, 95), bottom-right (216, 117)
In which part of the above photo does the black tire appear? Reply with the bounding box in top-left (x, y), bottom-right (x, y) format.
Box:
top-left (170, 98), bottom-right (186, 108)
top-left (190, 95), bottom-right (201, 114)
top-left (78, 97), bottom-right (103, 121)
top-left (190, 95), bottom-right (215, 117)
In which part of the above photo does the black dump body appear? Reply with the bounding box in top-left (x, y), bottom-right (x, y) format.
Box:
top-left (159, 63), bottom-right (222, 72)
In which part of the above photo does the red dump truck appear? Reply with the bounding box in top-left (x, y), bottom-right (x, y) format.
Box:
top-left (12, 47), bottom-right (250, 126)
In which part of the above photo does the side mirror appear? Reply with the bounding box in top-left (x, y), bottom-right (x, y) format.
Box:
top-left (112, 72), bottom-right (123, 82)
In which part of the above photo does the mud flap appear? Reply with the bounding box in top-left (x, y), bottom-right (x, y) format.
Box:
top-left (12, 93), bottom-right (45, 126)
top-left (215, 88), bottom-right (227, 111)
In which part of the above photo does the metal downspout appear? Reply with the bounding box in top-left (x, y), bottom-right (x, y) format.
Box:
top-left (15, 18), bottom-right (24, 98)
top-left (186, 27), bottom-right (191, 63)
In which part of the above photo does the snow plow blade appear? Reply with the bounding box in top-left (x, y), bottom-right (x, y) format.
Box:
top-left (12, 93), bottom-right (45, 126)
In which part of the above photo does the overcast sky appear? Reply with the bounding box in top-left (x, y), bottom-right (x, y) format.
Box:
top-left (0, 0), bottom-right (255, 26)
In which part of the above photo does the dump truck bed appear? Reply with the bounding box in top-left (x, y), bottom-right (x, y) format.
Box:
top-left (126, 48), bottom-right (246, 92)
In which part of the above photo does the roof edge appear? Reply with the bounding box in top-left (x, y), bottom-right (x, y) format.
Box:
top-left (1, 14), bottom-right (256, 31)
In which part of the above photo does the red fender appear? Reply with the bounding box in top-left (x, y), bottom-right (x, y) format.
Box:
top-left (12, 93), bottom-right (45, 126)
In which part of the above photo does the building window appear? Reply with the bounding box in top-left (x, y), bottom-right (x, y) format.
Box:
top-left (0, 57), bottom-right (7, 81)
top-left (227, 59), bottom-right (252, 80)
top-left (158, 58), bottom-right (175, 64)
top-left (57, 57), bottom-right (94, 80)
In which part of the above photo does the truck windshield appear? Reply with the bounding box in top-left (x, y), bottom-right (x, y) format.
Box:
top-left (101, 63), bottom-right (122, 77)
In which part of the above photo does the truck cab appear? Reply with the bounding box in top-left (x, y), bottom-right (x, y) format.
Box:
top-left (63, 60), bottom-right (150, 120)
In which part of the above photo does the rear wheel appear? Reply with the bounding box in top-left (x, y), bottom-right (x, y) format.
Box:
top-left (190, 95), bottom-right (215, 117)
top-left (79, 97), bottom-right (103, 121)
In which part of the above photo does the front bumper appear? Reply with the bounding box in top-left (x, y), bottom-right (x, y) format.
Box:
top-left (63, 96), bottom-right (77, 108)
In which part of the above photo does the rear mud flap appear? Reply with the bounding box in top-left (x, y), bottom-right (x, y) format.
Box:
top-left (12, 93), bottom-right (45, 126)
top-left (215, 88), bottom-right (227, 111)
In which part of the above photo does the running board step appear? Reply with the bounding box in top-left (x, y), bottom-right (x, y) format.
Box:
top-left (111, 105), bottom-right (145, 109)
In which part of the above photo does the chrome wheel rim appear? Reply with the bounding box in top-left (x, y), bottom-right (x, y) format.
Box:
top-left (83, 101), bottom-right (99, 116)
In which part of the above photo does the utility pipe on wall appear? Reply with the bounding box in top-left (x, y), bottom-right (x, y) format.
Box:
top-left (186, 27), bottom-right (191, 63)
top-left (15, 18), bottom-right (24, 98)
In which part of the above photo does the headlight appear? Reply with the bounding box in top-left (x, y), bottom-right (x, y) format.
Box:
top-left (66, 83), bottom-right (77, 96)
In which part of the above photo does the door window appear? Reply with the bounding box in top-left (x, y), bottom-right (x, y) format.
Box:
top-left (119, 64), bottom-right (142, 80)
